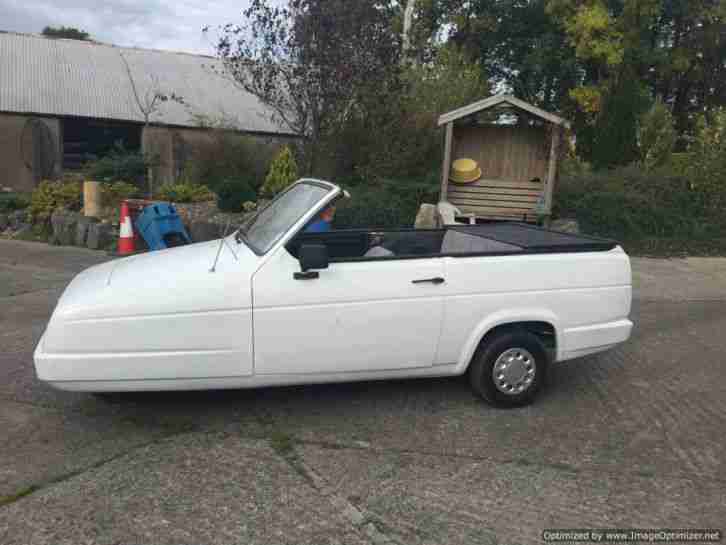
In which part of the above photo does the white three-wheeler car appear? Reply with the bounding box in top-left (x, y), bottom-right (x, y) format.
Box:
top-left (34, 179), bottom-right (633, 407)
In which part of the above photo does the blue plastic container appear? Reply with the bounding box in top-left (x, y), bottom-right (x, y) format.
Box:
top-left (134, 202), bottom-right (191, 251)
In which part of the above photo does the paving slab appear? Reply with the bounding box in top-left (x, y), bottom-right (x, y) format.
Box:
top-left (1, 240), bottom-right (725, 544)
top-left (298, 443), bottom-right (725, 545)
top-left (0, 433), bottom-right (374, 545)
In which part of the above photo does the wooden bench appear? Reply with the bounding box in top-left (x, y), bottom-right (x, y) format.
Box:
top-left (447, 178), bottom-right (544, 222)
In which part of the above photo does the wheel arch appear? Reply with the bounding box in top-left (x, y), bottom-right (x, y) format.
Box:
top-left (455, 310), bottom-right (561, 374)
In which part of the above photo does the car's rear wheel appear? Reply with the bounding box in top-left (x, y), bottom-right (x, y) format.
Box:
top-left (469, 330), bottom-right (549, 408)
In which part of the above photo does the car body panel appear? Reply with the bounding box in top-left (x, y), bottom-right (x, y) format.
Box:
top-left (37, 238), bottom-right (257, 382)
top-left (252, 245), bottom-right (445, 375)
top-left (34, 179), bottom-right (633, 393)
top-left (436, 248), bottom-right (632, 369)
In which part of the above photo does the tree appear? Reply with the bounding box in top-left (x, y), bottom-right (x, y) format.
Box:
top-left (42, 26), bottom-right (91, 41)
top-left (343, 44), bottom-right (489, 179)
top-left (449, 0), bottom-right (580, 113)
top-left (212, 0), bottom-right (401, 175)
top-left (684, 108), bottom-right (726, 215)
top-left (591, 65), bottom-right (649, 170)
top-left (119, 52), bottom-right (184, 197)
top-left (638, 98), bottom-right (677, 171)
top-left (546, 0), bottom-right (726, 143)
top-left (401, 0), bottom-right (417, 61)
top-left (261, 146), bottom-right (299, 196)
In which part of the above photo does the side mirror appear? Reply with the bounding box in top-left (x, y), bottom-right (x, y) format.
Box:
top-left (298, 244), bottom-right (329, 273)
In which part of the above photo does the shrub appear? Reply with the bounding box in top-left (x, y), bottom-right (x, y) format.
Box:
top-left (334, 174), bottom-right (440, 229)
top-left (0, 192), bottom-right (31, 212)
top-left (638, 99), bottom-right (677, 171)
top-left (261, 146), bottom-right (298, 197)
top-left (156, 182), bottom-right (215, 203)
top-left (184, 115), bottom-right (274, 193)
top-left (334, 45), bottom-right (489, 181)
top-left (100, 181), bottom-right (140, 208)
top-left (29, 180), bottom-right (83, 220)
top-left (590, 70), bottom-right (649, 170)
top-left (216, 179), bottom-right (257, 213)
top-left (84, 144), bottom-right (150, 188)
top-left (554, 164), bottom-right (718, 243)
top-left (683, 108), bottom-right (726, 217)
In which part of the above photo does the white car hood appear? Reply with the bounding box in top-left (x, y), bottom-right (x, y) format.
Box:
top-left (51, 237), bottom-right (258, 323)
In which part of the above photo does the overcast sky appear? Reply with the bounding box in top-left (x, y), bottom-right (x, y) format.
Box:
top-left (0, 0), bottom-right (258, 54)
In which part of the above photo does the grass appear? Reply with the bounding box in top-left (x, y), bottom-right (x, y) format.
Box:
top-left (268, 430), bottom-right (297, 457)
top-left (0, 485), bottom-right (40, 507)
top-left (11, 224), bottom-right (50, 243)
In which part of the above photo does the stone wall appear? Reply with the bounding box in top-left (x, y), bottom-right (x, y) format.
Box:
top-left (0, 198), bottom-right (255, 252)
top-left (172, 201), bottom-right (252, 243)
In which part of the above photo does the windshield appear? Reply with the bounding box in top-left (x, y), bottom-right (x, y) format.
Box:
top-left (238, 182), bottom-right (333, 254)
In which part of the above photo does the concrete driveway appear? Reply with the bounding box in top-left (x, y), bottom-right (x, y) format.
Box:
top-left (1, 240), bottom-right (724, 544)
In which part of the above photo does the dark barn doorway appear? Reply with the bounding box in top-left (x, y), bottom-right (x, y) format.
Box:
top-left (62, 118), bottom-right (142, 171)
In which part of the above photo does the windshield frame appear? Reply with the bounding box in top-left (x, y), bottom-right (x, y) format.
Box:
top-left (236, 179), bottom-right (339, 256)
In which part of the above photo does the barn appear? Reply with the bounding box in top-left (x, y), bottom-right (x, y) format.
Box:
top-left (0, 31), bottom-right (298, 192)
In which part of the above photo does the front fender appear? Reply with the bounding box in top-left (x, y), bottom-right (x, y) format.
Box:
top-left (454, 308), bottom-right (561, 374)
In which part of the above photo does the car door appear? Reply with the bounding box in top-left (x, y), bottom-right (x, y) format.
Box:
top-left (252, 245), bottom-right (446, 375)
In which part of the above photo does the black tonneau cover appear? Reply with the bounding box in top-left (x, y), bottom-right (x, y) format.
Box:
top-left (451, 223), bottom-right (617, 253)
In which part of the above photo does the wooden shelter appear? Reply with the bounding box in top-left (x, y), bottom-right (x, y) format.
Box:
top-left (438, 95), bottom-right (569, 223)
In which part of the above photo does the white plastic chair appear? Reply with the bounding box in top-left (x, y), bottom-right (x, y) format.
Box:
top-left (437, 201), bottom-right (475, 226)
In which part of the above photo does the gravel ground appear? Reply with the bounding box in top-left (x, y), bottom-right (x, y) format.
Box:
top-left (1, 240), bottom-right (724, 544)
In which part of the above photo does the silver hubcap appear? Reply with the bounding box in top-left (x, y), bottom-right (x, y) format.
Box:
top-left (492, 348), bottom-right (537, 395)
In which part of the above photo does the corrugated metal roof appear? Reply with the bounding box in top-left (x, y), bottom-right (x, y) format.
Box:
top-left (0, 32), bottom-right (292, 135)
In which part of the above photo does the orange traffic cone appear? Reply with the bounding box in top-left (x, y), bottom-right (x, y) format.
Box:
top-left (117, 200), bottom-right (136, 255)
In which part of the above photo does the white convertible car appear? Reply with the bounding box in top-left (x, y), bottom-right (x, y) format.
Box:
top-left (34, 179), bottom-right (633, 407)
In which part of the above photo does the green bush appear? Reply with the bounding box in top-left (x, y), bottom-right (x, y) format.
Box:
top-left (100, 181), bottom-right (140, 208)
top-left (333, 174), bottom-right (440, 229)
top-left (184, 116), bottom-right (273, 193)
top-left (683, 108), bottom-right (726, 218)
top-left (29, 180), bottom-right (83, 220)
top-left (638, 98), bottom-right (677, 171)
top-left (590, 69), bottom-right (649, 170)
top-left (156, 182), bottom-right (215, 203)
top-left (216, 179), bottom-right (257, 213)
top-left (0, 192), bottom-right (31, 212)
top-left (554, 165), bottom-right (719, 243)
top-left (84, 144), bottom-right (150, 188)
top-left (332, 45), bottom-right (489, 181)
top-left (261, 146), bottom-right (298, 197)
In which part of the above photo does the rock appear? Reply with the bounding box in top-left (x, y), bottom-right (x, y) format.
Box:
top-left (172, 200), bottom-right (218, 225)
top-left (50, 209), bottom-right (81, 246)
top-left (0, 213), bottom-right (8, 232)
top-left (414, 203), bottom-right (438, 229)
top-left (10, 209), bottom-right (27, 229)
top-left (12, 223), bottom-right (32, 239)
top-left (550, 218), bottom-right (580, 234)
top-left (86, 222), bottom-right (114, 251)
top-left (75, 216), bottom-right (98, 247)
top-left (189, 220), bottom-right (222, 243)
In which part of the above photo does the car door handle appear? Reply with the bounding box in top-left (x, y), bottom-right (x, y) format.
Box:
top-left (294, 271), bottom-right (319, 280)
top-left (412, 277), bottom-right (445, 285)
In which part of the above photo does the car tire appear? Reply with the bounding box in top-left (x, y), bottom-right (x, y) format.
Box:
top-left (469, 330), bottom-right (549, 408)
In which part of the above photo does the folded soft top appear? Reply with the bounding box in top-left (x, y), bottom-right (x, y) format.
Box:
top-left (449, 223), bottom-right (617, 253)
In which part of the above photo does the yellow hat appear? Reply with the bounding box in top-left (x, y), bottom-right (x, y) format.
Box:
top-left (450, 158), bottom-right (482, 184)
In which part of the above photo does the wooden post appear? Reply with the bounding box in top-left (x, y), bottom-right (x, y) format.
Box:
top-left (544, 124), bottom-right (561, 216)
top-left (83, 180), bottom-right (102, 218)
top-left (440, 122), bottom-right (453, 202)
